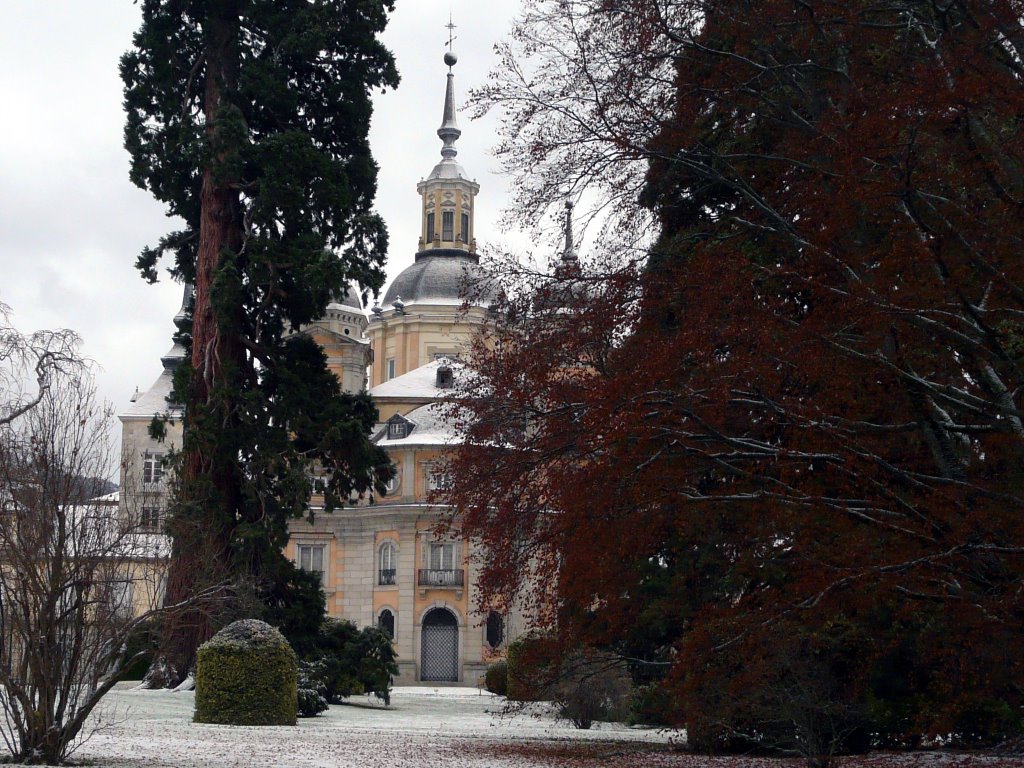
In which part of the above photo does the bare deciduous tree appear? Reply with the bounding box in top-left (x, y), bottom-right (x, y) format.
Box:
top-left (0, 302), bottom-right (81, 428)
top-left (0, 310), bottom-right (176, 764)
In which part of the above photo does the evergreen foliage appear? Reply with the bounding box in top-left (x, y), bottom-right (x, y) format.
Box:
top-left (121, 0), bottom-right (399, 684)
top-left (257, 559), bottom-right (326, 657)
top-left (296, 659), bottom-right (329, 718)
top-left (484, 661), bottom-right (508, 697)
top-left (194, 619), bottom-right (297, 726)
top-left (311, 618), bottom-right (397, 705)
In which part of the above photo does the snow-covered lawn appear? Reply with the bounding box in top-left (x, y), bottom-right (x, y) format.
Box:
top-left (63, 683), bottom-right (679, 768)
top-left (10, 684), bottom-right (1021, 767)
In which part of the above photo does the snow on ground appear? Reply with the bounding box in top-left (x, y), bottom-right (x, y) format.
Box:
top-left (9, 684), bottom-right (1022, 767)
top-left (59, 683), bottom-right (680, 768)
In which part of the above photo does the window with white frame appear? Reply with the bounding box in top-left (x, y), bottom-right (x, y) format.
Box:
top-left (429, 542), bottom-right (456, 571)
top-left (296, 544), bottom-right (325, 583)
top-left (387, 421), bottom-right (407, 440)
top-left (386, 358), bottom-right (396, 380)
top-left (428, 470), bottom-right (453, 491)
top-left (442, 210), bottom-right (454, 241)
top-left (142, 452), bottom-right (164, 485)
top-left (378, 541), bottom-right (397, 585)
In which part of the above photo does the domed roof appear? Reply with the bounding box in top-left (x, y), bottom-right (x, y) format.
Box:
top-left (327, 285), bottom-right (363, 311)
top-left (382, 252), bottom-right (498, 307)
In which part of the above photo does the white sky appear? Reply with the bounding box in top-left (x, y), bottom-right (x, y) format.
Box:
top-left (0, 1), bottom-right (525, 431)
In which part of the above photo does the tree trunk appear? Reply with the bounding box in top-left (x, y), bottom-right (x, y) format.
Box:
top-left (147, 0), bottom-right (245, 688)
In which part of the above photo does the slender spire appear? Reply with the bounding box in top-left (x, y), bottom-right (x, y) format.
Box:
top-left (438, 17), bottom-right (461, 161)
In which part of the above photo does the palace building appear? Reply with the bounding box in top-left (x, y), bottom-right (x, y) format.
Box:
top-left (120, 51), bottom-right (524, 685)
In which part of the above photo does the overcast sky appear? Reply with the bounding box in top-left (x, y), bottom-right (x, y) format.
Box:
top-left (0, 1), bottom-right (525, 434)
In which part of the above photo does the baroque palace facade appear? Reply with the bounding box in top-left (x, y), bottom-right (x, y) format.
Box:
top-left (120, 53), bottom-right (524, 685)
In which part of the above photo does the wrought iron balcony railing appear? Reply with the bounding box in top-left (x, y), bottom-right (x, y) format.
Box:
top-left (417, 568), bottom-right (464, 588)
top-left (378, 569), bottom-right (396, 586)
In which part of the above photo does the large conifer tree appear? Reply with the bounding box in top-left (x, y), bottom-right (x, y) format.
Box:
top-left (121, 0), bottom-right (398, 686)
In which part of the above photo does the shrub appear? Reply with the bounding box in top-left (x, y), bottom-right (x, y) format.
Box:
top-left (506, 634), bottom-right (557, 702)
top-left (312, 618), bottom-right (398, 705)
top-left (297, 660), bottom-right (329, 718)
top-left (627, 682), bottom-right (675, 727)
top-left (551, 648), bottom-right (633, 729)
top-left (485, 660), bottom-right (508, 696)
top-left (194, 619), bottom-right (297, 726)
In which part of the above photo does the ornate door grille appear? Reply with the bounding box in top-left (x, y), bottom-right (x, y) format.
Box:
top-left (421, 610), bottom-right (458, 682)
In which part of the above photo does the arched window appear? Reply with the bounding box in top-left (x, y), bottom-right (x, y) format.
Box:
top-left (485, 611), bottom-right (505, 649)
top-left (379, 541), bottom-right (397, 585)
top-left (379, 608), bottom-right (395, 639)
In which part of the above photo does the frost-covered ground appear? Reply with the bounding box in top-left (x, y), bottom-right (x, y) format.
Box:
top-left (23, 684), bottom-right (1024, 768)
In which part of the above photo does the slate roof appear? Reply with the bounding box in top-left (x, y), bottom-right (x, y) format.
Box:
top-left (382, 253), bottom-right (498, 307)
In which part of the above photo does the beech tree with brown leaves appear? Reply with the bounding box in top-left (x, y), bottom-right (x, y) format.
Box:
top-left (450, 0), bottom-right (1024, 758)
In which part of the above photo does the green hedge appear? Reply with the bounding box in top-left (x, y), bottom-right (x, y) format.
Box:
top-left (194, 619), bottom-right (297, 726)
top-left (506, 634), bottom-right (556, 701)
top-left (485, 661), bottom-right (508, 696)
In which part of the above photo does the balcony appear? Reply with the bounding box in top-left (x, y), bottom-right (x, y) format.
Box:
top-left (378, 569), bottom-right (396, 586)
top-left (417, 569), bottom-right (464, 588)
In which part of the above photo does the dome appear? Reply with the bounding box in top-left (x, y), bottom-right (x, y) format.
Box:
top-left (382, 252), bottom-right (498, 307)
top-left (427, 158), bottom-right (469, 181)
top-left (327, 285), bottom-right (363, 311)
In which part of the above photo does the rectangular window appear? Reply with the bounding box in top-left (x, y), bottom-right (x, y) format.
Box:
top-left (429, 542), bottom-right (456, 571)
top-left (386, 358), bottom-right (396, 380)
top-left (140, 507), bottom-right (161, 531)
top-left (428, 471), bottom-right (453, 491)
top-left (108, 580), bottom-right (134, 619)
top-left (387, 422), bottom-right (407, 439)
top-left (426, 212), bottom-right (435, 242)
top-left (142, 453), bottom-right (164, 485)
top-left (442, 211), bottom-right (454, 241)
top-left (297, 544), bottom-right (325, 583)
top-left (460, 213), bottom-right (469, 244)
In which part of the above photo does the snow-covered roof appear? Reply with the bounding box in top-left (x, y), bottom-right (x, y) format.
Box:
top-left (373, 402), bottom-right (464, 447)
top-left (121, 367), bottom-right (182, 420)
top-left (369, 359), bottom-right (463, 401)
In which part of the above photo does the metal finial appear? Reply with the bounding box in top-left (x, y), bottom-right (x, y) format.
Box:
top-left (562, 200), bottom-right (577, 262)
top-left (438, 29), bottom-right (461, 160)
top-left (445, 14), bottom-right (458, 56)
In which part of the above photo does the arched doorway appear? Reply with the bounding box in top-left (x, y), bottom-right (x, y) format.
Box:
top-left (420, 608), bottom-right (459, 682)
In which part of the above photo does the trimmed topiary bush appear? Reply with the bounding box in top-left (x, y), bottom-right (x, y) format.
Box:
top-left (194, 619), bottom-right (297, 726)
top-left (485, 660), bottom-right (508, 696)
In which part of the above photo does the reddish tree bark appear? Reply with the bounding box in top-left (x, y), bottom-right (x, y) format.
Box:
top-left (147, 0), bottom-right (246, 687)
